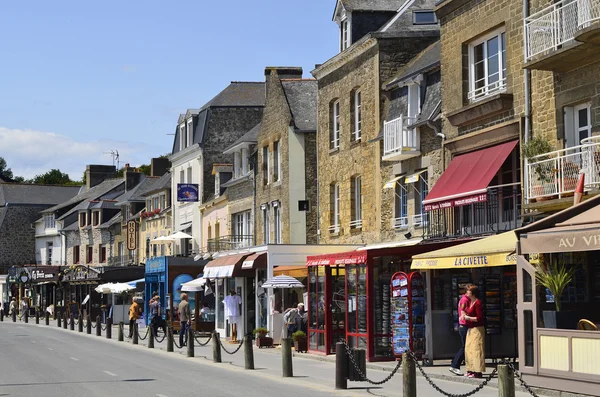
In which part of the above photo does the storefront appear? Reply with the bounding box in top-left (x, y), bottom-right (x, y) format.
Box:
top-left (306, 241), bottom-right (457, 362)
top-left (516, 196), bottom-right (600, 396)
top-left (24, 266), bottom-right (62, 316)
top-left (61, 265), bottom-right (102, 319)
top-left (410, 232), bottom-right (520, 363)
top-left (144, 256), bottom-right (205, 325)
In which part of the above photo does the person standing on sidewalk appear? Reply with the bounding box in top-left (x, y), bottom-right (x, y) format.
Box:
top-left (449, 284), bottom-right (474, 376)
top-left (178, 293), bottom-right (192, 347)
top-left (463, 285), bottom-right (485, 378)
top-left (149, 295), bottom-right (161, 336)
top-left (128, 297), bottom-right (141, 338)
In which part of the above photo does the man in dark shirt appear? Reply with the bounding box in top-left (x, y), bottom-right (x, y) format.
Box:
top-left (178, 293), bottom-right (191, 347)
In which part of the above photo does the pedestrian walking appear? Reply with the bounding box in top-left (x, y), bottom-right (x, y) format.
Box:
top-left (128, 297), bottom-right (142, 338)
top-left (20, 297), bottom-right (29, 319)
top-left (178, 293), bottom-right (192, 347)
top-left (282, 303), bottom-right (303, 338)
top-left (9, 297), bottom-right (16, 317)
top-left (449, 284), bottom-right (474, 376)
top-left (463, 285), bottom-right (485, 378)
top-left (149, 295), bottom-right (161, 336)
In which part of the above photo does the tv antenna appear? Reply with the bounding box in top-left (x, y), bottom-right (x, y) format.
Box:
top-left (104, 150), bottom-right (120, 169)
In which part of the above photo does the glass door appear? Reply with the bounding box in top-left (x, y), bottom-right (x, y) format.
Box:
top-left (346, 264), bottom-right (368, 351)
top-left (330, 265), bottom-right (346, 353)
top-left (308, 266), bottom-right (327, 353)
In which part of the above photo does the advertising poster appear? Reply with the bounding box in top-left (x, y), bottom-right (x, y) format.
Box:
top-left (177, 184), bottom-right (199, 202)
top-left (391, 272), bottom-right (410, 356)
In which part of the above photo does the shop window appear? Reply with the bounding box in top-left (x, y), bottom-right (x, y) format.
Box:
top-left (308, 266), bottom-right (327, 352)
top-left (524, 310), bottom-right (534, 367)
top-left (347, 264), bottom-right (367, 348)
top-left (523, 269), bottom-right (533, 302)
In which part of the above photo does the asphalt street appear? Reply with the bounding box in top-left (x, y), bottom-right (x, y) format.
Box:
top-left (0, 321), bottom-right (533, 397)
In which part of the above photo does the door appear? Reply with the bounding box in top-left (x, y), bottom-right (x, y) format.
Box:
top-left (329, 265), bottom-right (346, 353)
top-left (308, 266), bottom-right (327, 353)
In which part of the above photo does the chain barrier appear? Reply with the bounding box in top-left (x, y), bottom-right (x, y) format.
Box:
top-left (137, 326), bottom-right (150, 341)
top-left (194, 332), bottom-right (213, 347)
top-left (101, 323), bottom-right (107, 331)
top-left (505, 361), bottom-right (540, 397)
top-left (90, 320), bottom-right (97, 329)
top-left (154, 330), bottom-right (167, 344)
top-left (74, 317), bottom-right (80, 326)
top-left (342, 339), bottom-right (401, 385)
top-left (168, 326), bottom-right (182, 349)
top-left (218, 336), bottom-right (244, 355)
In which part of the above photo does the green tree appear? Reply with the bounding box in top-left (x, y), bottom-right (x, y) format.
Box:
top-left (32, 169), bottom-right (73, 185)
top-left (0, 156), bottom-right (14, 180)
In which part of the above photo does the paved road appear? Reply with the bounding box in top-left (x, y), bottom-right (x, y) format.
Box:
top-left (0, 321), bottom-right (532, 397)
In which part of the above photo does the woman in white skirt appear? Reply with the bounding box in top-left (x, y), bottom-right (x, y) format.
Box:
top-left (462, 285), bottom-right (485, 378)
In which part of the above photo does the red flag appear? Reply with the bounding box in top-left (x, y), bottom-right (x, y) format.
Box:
top-left (574, 173), bottom-right (585, 205)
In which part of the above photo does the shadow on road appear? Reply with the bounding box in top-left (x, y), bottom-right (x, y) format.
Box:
top-left (0, 379), bottom-right (155, 387)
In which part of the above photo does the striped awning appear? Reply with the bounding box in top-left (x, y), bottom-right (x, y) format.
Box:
top-left (261, 275), bottom-right (304, 289)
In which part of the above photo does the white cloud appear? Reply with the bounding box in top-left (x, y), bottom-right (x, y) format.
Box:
top-left (0, 127), bottom-right (166, 180)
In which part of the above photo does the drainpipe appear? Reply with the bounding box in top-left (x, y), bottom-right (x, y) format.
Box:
top-left (524, 0), bottom-right (532, 201)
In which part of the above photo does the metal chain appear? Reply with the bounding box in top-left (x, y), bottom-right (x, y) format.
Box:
top-left (74, 317), bottom-right (80, 326)
top-left (90, 320), bottom-right (97, 329)
top-left (168, 326), bottom-right (182, 349)
top-left (137, 326), bottom-right (150, 341)
top-left (154, 330), bottom-right (167, 344)
top-left (218, 336), bottom-right (244, 355)
top-left (194, 333), bottom-right (213, 346)
top-left (101, 323), bottom-right (107, 331)
top-left (504, 361), bottom-right (540, 397)
top-left (342, 340), bottom-right (401, 385)
top-left (408, 350), bottom-right (497, 397)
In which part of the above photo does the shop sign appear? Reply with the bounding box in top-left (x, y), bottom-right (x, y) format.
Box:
top-left (145, 256), bottom-right (167, 274)
top-left (411, 252), bottom-right (517, 270)
top-left (63, 266), bottom-right (101, 282)
top-left (177, 184), bottom-right (199, 202)
top-left (423, 193), bottom-right (487, 212)
top-left (306, 252), bottom-right (367, 266)
top-left (27, 267), bottom-right (60, 283)
top-left (127, 220), bottom-right (137, 250)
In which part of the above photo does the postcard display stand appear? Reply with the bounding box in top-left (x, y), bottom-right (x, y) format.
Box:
top-left (391, 272), bottom-right (426, 358)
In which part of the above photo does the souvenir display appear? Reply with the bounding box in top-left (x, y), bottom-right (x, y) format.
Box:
top-left (391, 272), bottom-right (426, 358)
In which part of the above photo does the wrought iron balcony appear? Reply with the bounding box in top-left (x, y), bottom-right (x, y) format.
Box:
top-left (525, 0), bottom-right (600, 70)
top-left (207, 235), bottom-right (253, 253)
top-left (107, 255), bottom-right (137, 266)
top-left (525, 136), bottom-right (600, 201)
top-left (424, 184), bottom-right (522, 240)
top-left (382, 116), bottom-right (419, 162)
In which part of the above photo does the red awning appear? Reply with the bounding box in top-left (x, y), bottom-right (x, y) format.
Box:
top-left (423, 140), bottom-right (518, 211)
top-left (306, 251), bottom-right (367, 266)
top-left (203, 254), bottom-right (248, 279)
top-left (241, 253), bottom-right (267, 270)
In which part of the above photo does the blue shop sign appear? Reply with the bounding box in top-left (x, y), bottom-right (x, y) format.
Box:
top-left (177, 183), bottom-right (199, 202)
top-left (146, 256), bottom-right (167, 274)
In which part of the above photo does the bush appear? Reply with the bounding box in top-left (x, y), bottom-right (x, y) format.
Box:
top-left (292, 330), bottom-right (306, 341)
top-left (253, 327), bottom-right (269, 337)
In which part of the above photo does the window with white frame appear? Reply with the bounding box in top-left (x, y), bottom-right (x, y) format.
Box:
top-left (413, 172), bottom-right (429, 227)
top-left (44, 214), bottom-right (56, 229)
top-left (394, 182), bottom-right (408, 229)
top-left (241, 148), bottom-right (248, 175)
top-left (273, 141), bottom-right (281, 182)
top-left (262, 204), bottom-right (270, 244)
top-left (340, 18), bottom-right (350, 51)
top-left (187, 167), bottom-right (192, 183)
top-left (350, 176), bottom-right (362, 228)
top-left (330, 100), bottom-right (340, 150)
top-left (273, 202), bottom-right (282, 244)
top-left (352, 90), bottom-right (362, 142)
top-left (152, 196), bottom-right (159, 210)
top-left (187, 119), bottom-right (193, 147)
top-left (234, 151), bottom-right (241, 178)
top-left (468, 29), bottom-right (506, 101)
top-left (232, 211), bottom-right (252, 246)
top-left (79, 212), bottom-right (87, 228)
top-left (564, 103), bottom-right (592, 148)
top-left (407, 83), bottom-right (421, 121)
top-left (179, 170), bottom-right (185, 183)
top-left (215, 173), bottom-right (220, 197)
top-left (329, 183), bottom-right (340, 232)
top-left (262, 146), bottom-right (270, 185)
top-left (179, 124), bottom-right (186, 150)
top-left (92, 211), bottom-right (100, 227)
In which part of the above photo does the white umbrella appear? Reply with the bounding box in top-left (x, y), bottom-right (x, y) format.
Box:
top-left (261, 275), bottom-right (304, 289)
top-left (169, 231), bottom-right (193, 239)
top-left (181, 277), bottom-right (206, 292)
top-left (95, 282), bottom-right (135, 294)
top-left (150, 236), bottom-right (175, 244)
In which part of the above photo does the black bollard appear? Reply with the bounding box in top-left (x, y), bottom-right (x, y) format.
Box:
top-left (148, 326), bottom-right (154, 348)
top-left (133, 323), bottom-right (139, 345)
top-left (57, 313), bottom-right (61, 327)
top-left (244, 334), bottom-right (254, 370)
top-left (187, 327), bottom-right (194, 357)
top-left (78, 315), bottom-right (83, 332)
top-left (118, 322), bottom-right (124, 341)
top-left (106, 318), bottom-right (112, 339)
top-left (45, 311), bottom-right (50, 326)
top-left (12, 310), bottom-right (16, 322)
top-left (212, 331), bottom-right (222, 363)
top-left (86, 315), bottom-right (92, 334)
top-left (1, 309), bottom-right (3, 322)
top-left (167, 327), bottom-right (174, 352)
top-left (35, 310), bottom-right (39, 324)
top-left (335, 342), bottom-right (348, 389)
top-left (96, 316), bottom-right (101, 336)
top-left (69, 314), bottom-right (74, 330)
top-left (402, 352), bottom-right (416, 397)
top-left (281, 338), bottom-right (293, 378)
top-left (24, 311), bottom-right (29, 323)
top-left (63, 313), bottom-right (67, 329)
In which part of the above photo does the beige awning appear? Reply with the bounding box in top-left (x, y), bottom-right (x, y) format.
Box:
top-left (520, 224), bottom-right (600, 254)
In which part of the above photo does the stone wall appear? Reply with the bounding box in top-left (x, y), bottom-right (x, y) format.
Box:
top-left (65, 228), bottom-right (113, 267)
top-left (304, 132), bottom-right (318, 245)
top-left (227, 178), bottom-right (254, 237)
top-left (0, 205), bottom-right (45, 268)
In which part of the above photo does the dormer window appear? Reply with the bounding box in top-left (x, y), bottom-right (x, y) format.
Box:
top-left (234, 151), bottom-right (241, 178)
top-left (407, 79), bottom-right (422, 121)
top-left (92, 211), bottom-right (100, 227)
top-left (44, 214), bottom-right (56, 229)
top-left (79, 212), bottom-right (87, 228)
top-left (179, 124), bottom-right (186, 150)
top-left (413, 11), bottom-right (437, 25)
top-left (341, 18), bottom-right (350, 50)
top-left (215, 173), bottom-right (220, 197)
top-left (187, 119), bottom-right (193, 147)
top-left (334, 2), bottom-right (351, 52)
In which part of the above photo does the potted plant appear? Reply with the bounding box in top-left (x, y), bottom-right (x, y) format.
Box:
top-left (253, 327), bottom-right (273, 348)
top-left (536, 256), bottom-right (579, 329)
top-left (292, 330), bottom-right (308, 353)
top-left (522, 137), bottom-right (556, 201)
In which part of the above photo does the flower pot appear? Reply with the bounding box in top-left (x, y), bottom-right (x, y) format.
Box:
top-left (542, 310), bottom-right (579, 329)
top-left (256, 336), bottom-right (273, 348)
top-left (294, 336), bottom-right (308, 353)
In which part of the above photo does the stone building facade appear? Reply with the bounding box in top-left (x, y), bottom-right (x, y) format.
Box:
top-left (254, 67), bottom-right (318, 246)
top-left (313, 2), bottom-right (439, 245)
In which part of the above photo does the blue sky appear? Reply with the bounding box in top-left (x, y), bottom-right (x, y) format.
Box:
top-left (0, 0), bottom-right (338, 179)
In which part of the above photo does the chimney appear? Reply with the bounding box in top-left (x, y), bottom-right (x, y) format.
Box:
top-left (151, 157), bottom-right (171, 177)
top-left (264, 66), bottom-right (303, 81)
top-left (85, 165), bottom-right (117, 189)
top-left (123, 166), bottom-right (143, 191)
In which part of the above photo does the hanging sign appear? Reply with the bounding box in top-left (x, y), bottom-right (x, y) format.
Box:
top-left (127, 220), bottom-right (137, 250)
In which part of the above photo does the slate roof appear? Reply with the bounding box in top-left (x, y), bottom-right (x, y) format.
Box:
top-left (115, 176), bottom-right (164, 205)
top-left (0, 183), bottom-right (82, 206)
top-left (282, 80), bottom-right (318, 132)
top-left (340, 0), bottom-right (403, 12)
top-left (225, 122), bottom-right (261, 153)
top-left (99, 213), bottom-right (122, 229)
top-left (385, 41), bottom-right (440, 89)
top-left (142, 172), bottom-right (171, 197)
top-left (43, 179), bottom-right (124, 214)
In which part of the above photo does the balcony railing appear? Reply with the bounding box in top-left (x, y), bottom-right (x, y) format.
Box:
top-left (412, 213), bottom-right (429, 228)
top-left (425, 184), bottom-right (522, 240)
top-left (392, 217), bottom-right (408, 230)
top-left (107, 255), bottom-right (137, 266)
top-left (349, 219), bottom-right (363, 229)
top-left (383, 116), bottom-right (419, 161)
top-left (525, 0), bottom-right (600, 61)
top-left (207, 235), bottom-right (253, 252)
top-left (526, 136), bottom-right (600, 200)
